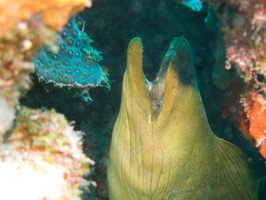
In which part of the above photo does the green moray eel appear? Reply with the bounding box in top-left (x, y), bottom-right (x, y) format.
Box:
top-left (107, 37), bottom-right (257, 200)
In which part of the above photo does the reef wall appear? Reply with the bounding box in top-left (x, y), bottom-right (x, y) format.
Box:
top-left (0, 0), bottom-right (95, 199)
top-left (207, 0), bottom-right (266, 159)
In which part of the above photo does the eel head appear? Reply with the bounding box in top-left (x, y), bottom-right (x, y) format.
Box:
top-left (108, 37), bottom-right (257, 200)
top-left (121, 37), bottom-right (209, 137)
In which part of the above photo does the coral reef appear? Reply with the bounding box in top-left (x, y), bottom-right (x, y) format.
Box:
top-left (0, 0), bottom-right (93, 140)
top-left (0, 15), bottom-right (55, 142)
top-left (207, 0), bottom-right (266, 159)
top-left (0, 0), bottom-right (95, 199)
top-left (15, 0), bottom-right (266, 198)
top-left (33, 15), bottom-right (110, 101)
top-left (0, 106), bottom-right (94, 200)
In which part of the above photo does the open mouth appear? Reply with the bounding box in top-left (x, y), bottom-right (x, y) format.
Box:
top-left (145, 41), bottom-right (177, 110)
top-left (124, 37), bottom-right (195, 118)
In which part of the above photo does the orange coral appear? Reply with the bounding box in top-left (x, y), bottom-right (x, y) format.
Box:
top-left (0, 0), bottom-right (92, 37)
top-left (246, 92), bottom-right (266, 158)
top-left (221, 83), bottom-right (266, 159)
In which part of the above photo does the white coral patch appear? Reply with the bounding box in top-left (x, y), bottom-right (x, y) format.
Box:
top-left (0, 97), bottom-right (15, 142)
top-left (0, 159), bottom-right (70, 200)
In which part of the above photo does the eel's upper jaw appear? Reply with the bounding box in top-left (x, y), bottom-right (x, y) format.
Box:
top-left (124, 37), bottom-right (195, 118)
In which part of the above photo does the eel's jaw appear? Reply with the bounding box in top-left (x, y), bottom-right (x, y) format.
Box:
top-left (123, 37), bottom-right (196, 119)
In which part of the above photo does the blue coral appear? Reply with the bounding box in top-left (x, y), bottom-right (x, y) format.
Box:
top-left (33, 16), bottom-right (109, 96)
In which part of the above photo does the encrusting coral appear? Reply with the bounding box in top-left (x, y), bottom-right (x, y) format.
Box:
top-left (0, 0), bottom-right (93, 37)
top-left (0, 0), bottom-right (92, 140)
top-left (0, 106), bottom-right (95, 200)
top-left (0, 97), bottom-right (15, 142)
top-left (207, 0), bottom-right (266, 159)
top-left (0, 15), bottom-right (54, 141)
top-left (0, 0), bottom-right (95, 199)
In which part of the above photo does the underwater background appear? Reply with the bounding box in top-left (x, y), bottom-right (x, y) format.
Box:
top-left (15, 0), bottom-right (265, 199)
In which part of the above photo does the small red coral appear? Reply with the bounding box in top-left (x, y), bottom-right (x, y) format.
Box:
top-left (246, 92), bottom-right (266, 158)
